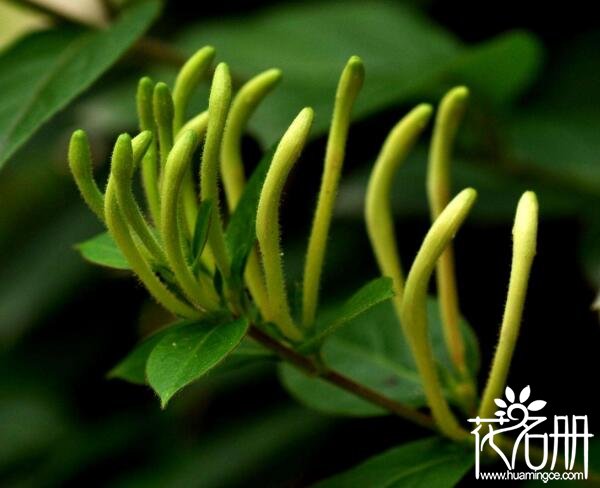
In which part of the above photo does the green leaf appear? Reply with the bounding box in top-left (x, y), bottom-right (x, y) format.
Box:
top-left (280, 298), bottom-right (479, 416)
top-left (313, 437), bottom-right (473, 487)
top-left (505, 33), bottom-right (600, 196)
top-left (300, 277), bottom-right (395, 351)
top-left (190, 200), bottom-right (213, 272)
top-left (509, 111), bottom-right (600, 195)
top-left (76, 231), bottom-right (129, 270)
top-left (146, 317), bottom-right (249, 407)
top-left (0, 0), bottom-right (160, 168)
top-left (225, 147), bottom-right (274, 283)
top-left (447, 31), bottom-right (542, 106)
top-left (108, 321), bottom-right (191, 384)
top-left (109, 322), bottom-right (271, 386)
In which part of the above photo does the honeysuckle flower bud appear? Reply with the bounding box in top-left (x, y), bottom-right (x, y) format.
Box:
top-left (136, 76), bottom-right (161, 227)
top-left (257, 107), bottom-right (314, 341)
top-left (302, 56), bottom-right (364, 328)
top-left (221, 68), bottom-right (282, 210)
top-left (479, 191), bottom-right (538, 419)
top-left (153, 81), bottom-right (175, 168)
top-left (172, 46), bottom-right (215, 133)
top-left (428, 86), bottom-right (473, 400)
top-left (177, 111), bottom-right (208, 141)
top-left (112, 131), bottom-right (167, 265)
top-left (365, 103), bottom-right (433, 303)
top-left (401, 188), bottom-right (477, 440)
top-left (172, 49), bottom-right (215, 237)
top-left (68, 129), bottom-right (105, 221)
top-left (176, 110), bottom-right (209, 237)
top-left (220, 68), bottom-right (283, 317)
top-left (105, 134), bottom-right (201, 319)
top-left (161, 129), bottom-right (220, 312)
top-left (201, 62), bottom-right (232, 279)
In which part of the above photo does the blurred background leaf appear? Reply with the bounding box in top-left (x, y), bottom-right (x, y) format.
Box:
top-left (0, 0), bottom-right (159, 168)
top-left (176, 2), bottom-right (542, 144)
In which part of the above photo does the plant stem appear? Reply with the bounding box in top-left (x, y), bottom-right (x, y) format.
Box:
top-left (249, 325), bottom-right (600, 482)
top-left (132, 37), bottom-right (188, 68)
top-left (247, 325), bottom-right (434, 429)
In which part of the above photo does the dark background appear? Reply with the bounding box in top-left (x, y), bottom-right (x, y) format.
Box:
top-left (0, 0), bottom-right (598, 486)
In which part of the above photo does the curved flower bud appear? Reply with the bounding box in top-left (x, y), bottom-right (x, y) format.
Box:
top-left (68, 129), bottom-right (105, 221)
top-left (220, 68), bottom-right (282, 318)
top-left (428, 86), bottom-right (472, 389)
top-left (161, 129), bottom-right (220, 312)
top-left (479, 191), bottom-right (538, 418)
top-left (221, 68), bottom-right (282, 210)
top-left (172, 46), bottom-right (215, 133)
top-left (153, 82), bottom-right (175, 168)
top-left (365, 104), bottom-right (433, 304)
top-left (302, 56), bottom-right (364, 328)
top-left (256, 107), bottom-right (314, 341)
top-left (177, 111), bottom-right (208, 141)
top-left (105, 134), bottom-right (201, 319)
top-left (401, 188), bottom-right (477, 440)
top-left (176, 110), bottom-right (209, 237)
top-left (201, 62), bottom-right (232, 278)
top-left (111, 131), bottom-right (166, 264)
top-left (137, 76), bottom-right (161, 227)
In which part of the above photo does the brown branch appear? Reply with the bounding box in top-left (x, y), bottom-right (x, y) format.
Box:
top-left (248, 325), bottom-right (435, 430)
top-left (132, 37), bottom-right (187, 68)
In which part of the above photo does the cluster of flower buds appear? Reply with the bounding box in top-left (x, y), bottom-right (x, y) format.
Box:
top-left (69, 46), bottom-right (539, 441)
top-left (364, 87), bottom-right (538, 439)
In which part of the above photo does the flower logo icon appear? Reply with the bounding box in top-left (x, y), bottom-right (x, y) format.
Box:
top-left (493, 386), bottom-right (547, 424)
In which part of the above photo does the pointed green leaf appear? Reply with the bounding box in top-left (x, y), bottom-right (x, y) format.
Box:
top-left (313, 437), bottom-right (473, 487)
top-left (300, 277), bottom-right (395, 352)
top-left (76, 231), bottom-right (129, 270)
top-left (110, 330), bottom-right (272, 386)
top-left (0, 0), bottom-right (160, 168)
top-left (108, 320), bottom-right (193, 384)
top-left (280, 298), bottom-right (479, 416)
top-left (146, 317), bottom-right (249, 407)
